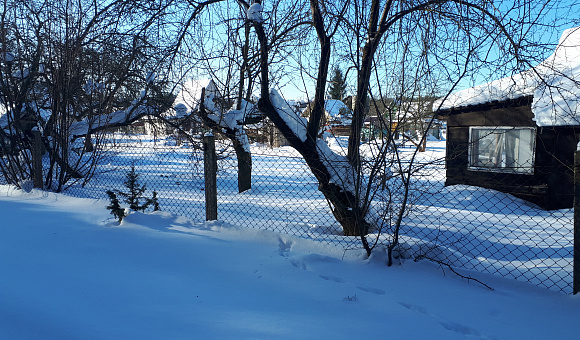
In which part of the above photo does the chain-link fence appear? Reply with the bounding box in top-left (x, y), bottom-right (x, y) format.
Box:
top-left (53, 133), bottom-right (574, 293)
top-left (65, 134), bottom-right (207, 222)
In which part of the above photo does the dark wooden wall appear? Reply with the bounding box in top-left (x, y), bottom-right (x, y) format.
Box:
top-left (443, 101), bottom-right (580, 210)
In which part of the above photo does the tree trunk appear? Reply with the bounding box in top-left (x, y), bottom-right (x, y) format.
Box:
top-left (84, 133), bottom-right (94, 152)
top-left (320, 182), bottom-right (371, 236)
top-left (253, 10), bottom-right (372, 237)
top-left (199, 104), bottom-right (253, 193)
top-left (233, 138), bottom-right (252, 193)
top-left (258, 97), bottom-right (371, 237)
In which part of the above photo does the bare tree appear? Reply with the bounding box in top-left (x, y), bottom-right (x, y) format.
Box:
top-left (166, 0), bottom-right (309, 192)
top-left (0, 0), bottom-right (173, 191)
top-left (245, 0), bottom-right (578, 259)
top-left (162, 0), bottom-right (577, 259)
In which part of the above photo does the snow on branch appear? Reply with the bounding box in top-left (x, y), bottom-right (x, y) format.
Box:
top-left (247, 3), bottom-right (264, 23)
top-left (201, 93), bottom-right (259, 153)
top-left (69, 100), bottom-right (157, 139)
top-left (203, 94), bottom-right (260, 129)
top-left (316, 138), bottom-right (355, 191)
top-left (269, 89), bottom-right (307, 142)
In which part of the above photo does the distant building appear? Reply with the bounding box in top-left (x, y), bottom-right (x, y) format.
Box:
top-left (302, 99), bottom-right (353, 136)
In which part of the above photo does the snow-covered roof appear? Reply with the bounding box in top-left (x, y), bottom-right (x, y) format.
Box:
top-left (324, 99), bottom-right (350, 119)
top-left (171, 79), bottom-right (220, 118)
top-left (434, 27), bottom-right (580, 127)
top-left (300, 99), bottom-right (352, 124)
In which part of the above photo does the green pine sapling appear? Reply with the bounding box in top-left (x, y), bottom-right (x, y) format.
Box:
top-left (116, 166), bottom-right (152, 212)
top-left (150, 191), bottom-right (160, 211)
top-left (106, 190), bottom-right (126, 222)
top-left (106, 166), bottom-right (160, 222)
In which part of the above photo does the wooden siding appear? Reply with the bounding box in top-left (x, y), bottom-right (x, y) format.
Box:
top-left (443, 101), bottom-right (580, 210)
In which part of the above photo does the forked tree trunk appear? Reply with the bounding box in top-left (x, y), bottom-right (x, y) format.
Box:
top-left (258, 97), bottom-right (371, 237)
top-left (198, 107), bottom-right (253, 192)
top-left (252, 7), bottom-right (374, 237)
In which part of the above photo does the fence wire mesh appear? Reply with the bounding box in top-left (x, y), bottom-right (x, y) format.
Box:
top-left (65, 134), bottom-right (207, 223)
top-left (40, 132), bottom-right (574, 293)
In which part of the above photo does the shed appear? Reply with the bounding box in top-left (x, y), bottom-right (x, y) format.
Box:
top-left (434, 27), bottom-right (580, 210)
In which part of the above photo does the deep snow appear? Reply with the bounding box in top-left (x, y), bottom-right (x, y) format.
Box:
top-left (1, 186), bottom-right (580, 339)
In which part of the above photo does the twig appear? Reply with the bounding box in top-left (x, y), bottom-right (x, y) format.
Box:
top-left (416, 255), bottom-right (494, 291)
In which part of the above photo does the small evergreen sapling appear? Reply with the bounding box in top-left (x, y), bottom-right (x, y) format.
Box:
top-left (116, 166), bottom-right (149, 211)
top-left (150, 191), bottom-right (160, 211)
top-left (106, 190), bottom-right (126, 222)
top-left (106, 166), bottom-right (160, 222)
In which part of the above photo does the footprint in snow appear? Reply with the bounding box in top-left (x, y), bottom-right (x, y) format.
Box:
top-left (278, 237), bottom-right (294, 257)
top-left (317, 273), bottom-right (385, 295)
top-left (398, 302), bottom-right (432, 316)
top-left (289, 258), bottom-right (309, 271)
top-left (319, 274), bottom-right (345, 283)
top-left (356, 285), bottom-right (386, 295)
top-left (439, 321), bottom-right (486, 337)
top-left (399, 302), bottom-right (496, 340)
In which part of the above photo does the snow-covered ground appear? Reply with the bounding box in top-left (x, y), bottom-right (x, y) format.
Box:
top-left (61, 134), bottom-right (573, 293)
top-left (1, 185), bottom-right (580, 339)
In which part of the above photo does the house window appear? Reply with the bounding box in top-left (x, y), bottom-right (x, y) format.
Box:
top-left (468, 126), bottom-right (536, 174)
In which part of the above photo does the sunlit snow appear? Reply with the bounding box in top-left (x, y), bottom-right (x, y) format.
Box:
top-left (1, 182), bottom-right (579, 339)
top-left (270, 88), bottom-right (308, 142)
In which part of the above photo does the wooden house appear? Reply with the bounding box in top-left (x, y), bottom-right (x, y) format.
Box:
top-left (302, 99), bottom-right (353, 136)
top-left (435, 27), bottom-right (580, 210)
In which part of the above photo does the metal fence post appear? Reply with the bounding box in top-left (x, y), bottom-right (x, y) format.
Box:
top-left (574, 150), bottom-right (580, 294)
top-left (32, 128), bottom-right (43, 189)
top-left (204, 133), bottom-right (218, 221)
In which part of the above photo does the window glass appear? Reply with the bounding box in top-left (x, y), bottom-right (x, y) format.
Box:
top-left (468, 127), bottom-right (536, 174)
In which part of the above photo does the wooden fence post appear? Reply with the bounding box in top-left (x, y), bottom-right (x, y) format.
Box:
top-left (204, 133), bottom-right (218, 221)
top-left (574, 150), bottom-right (580, 294)
top-left (32, 128), bottom-right (43, 189)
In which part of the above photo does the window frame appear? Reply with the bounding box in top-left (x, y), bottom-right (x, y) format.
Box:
top-left (467, 126), bottom-right (536, 175)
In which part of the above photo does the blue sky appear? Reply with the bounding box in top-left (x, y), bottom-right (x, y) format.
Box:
top-left (275, 0), bottom-right (580, 101)
top-left (173, 0), bottom-right (580, 102)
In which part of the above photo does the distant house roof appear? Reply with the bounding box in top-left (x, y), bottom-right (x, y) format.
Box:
top-left (171, 79), bottom-right (220, 118)
top-left (324, 99), bottom-right (350, 119)
top-left (434, 27), bottom-right (580, 127)
top-left (301, 99), bottom-right (352, 124)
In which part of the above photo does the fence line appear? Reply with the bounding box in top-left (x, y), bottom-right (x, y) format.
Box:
top-left (16, 133), bottom-right (575, 293)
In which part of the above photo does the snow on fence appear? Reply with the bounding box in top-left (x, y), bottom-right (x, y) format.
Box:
top-left (30, 133), bottom-right (575, 293)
